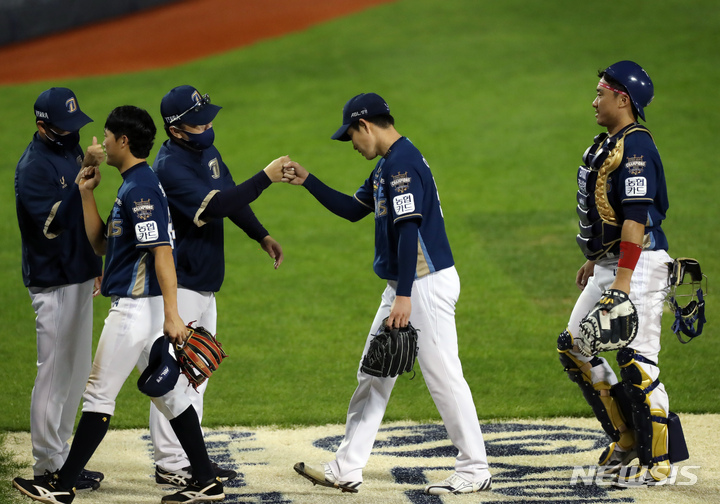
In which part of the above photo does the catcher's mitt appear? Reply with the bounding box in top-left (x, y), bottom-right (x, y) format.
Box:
top-left (576, 289), bottom-right (638, 357)
top-left (174, 325), bottom-right (227, 389)
top-left (361, 318), bottom-right (418, 378)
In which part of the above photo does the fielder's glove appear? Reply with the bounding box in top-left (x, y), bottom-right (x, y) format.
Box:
top-left (361, 318), bottom-right (419, 378)
top-left (175, 325), bottom-right (227, 389)
top-left (576, 289), bottom-right (639, 357)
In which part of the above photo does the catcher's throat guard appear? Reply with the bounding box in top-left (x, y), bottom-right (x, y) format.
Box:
top-left (667, 257), bottom-right (708, 342)
top-left (361, 318), bottom-right (419, 378)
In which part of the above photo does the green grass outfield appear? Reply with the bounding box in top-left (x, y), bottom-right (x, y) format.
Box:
top-left (1, 0), bottom-right (718, 441)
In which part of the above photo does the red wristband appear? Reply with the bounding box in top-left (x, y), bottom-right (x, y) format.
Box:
top-left (618, 241), bottom-right (642, 270)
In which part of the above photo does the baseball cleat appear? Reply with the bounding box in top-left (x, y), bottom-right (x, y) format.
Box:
top-left (13, 472), bottom-right (75, 504)
top-left (156, 466), bottom-right (192, 487)
top-left (161, 477), bottom-right (224, 503)
top-left (613, 462), bottom-right (672, 487)
top-left (424, 472), bottom-right (492, 495)
top-left (293, 462), bottom-right (361, 493)
top-left (157, 463), bottom-right (238, 487)
top-left (211, 462), bottom-right (238, 482)
top-left (597, 442), bottom-right (638, 475)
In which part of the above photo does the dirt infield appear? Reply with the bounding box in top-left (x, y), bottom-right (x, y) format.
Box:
top-left (0, 0), bottom-right (395, 85)
top-left (6, 416), bottom-right (720, 504)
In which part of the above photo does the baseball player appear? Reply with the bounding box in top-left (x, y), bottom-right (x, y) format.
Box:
top-left (14, 87), bottom-right (105, 491)
top-left (284, 93), bottom-right (492, 495)
top-left (557, 61), bottom-right (673, 485)
top-left (13, 106), bottom-right (231, 504)
top-left (150, 85), bottom-right (287, 485)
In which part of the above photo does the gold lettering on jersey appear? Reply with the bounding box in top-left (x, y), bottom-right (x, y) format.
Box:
top-left (60, 176), bottom-right (67, 189)
top-left (109, 220), bottom-right (123, 237)
top-left (132, 199), bottom-right (155, 220)
top-left (209, 158), bottom-right (220, 179)
top-left (391, 172), bottom-right (412, 194)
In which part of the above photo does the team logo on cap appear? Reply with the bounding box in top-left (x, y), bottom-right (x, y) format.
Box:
top-left (132, 199), bottom-right (155, 220)
top-left (191, 90), bottom-right (202, 105)
top-left (65, 97), bottom-right (78, 114)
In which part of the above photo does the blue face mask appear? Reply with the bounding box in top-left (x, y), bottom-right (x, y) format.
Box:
top-left (182, 127), bottom-right (215, 150)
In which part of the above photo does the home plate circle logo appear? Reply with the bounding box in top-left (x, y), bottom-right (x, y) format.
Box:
top-left (5, 416), bottom-right (715, 504)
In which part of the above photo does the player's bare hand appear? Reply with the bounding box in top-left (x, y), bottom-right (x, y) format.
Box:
top-left (75, 165), bottom-right (102, 191)
top-left (82, 136), bottom-right (105, 168)
top-left (261, 235), bottom-right (284, 269)
top-left (281, 161), bottom-right (308, 185)
top-left (163, 313), bottom-right (188, 345)
top-left (92, 275), bottom-right (102, 297)
top-left (263, 155), bottom-right (291, 183)
top-left (576, 260), bottom-right (596, 291)
top-left (387, 296), bottom-right (412, 329)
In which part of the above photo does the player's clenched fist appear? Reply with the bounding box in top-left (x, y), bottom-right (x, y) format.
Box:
top-left (83, 136), bottom-right (106, 167)
top-left (263, 155), bottom-right (292, 182)
top-left (281, 160), bottom-right (308, 185)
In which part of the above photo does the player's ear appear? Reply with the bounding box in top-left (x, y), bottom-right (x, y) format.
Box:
top-left (169, 125), bottom-right (184, 140)
top-left (358, 119), bottom-right (371, 134)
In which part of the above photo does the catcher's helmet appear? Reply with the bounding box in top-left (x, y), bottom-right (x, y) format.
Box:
top-left (603, 60), bottom-right (654, 121)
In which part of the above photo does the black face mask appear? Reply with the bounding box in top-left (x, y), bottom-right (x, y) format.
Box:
top-left (45, 126), bottom-right (80, 150)
top-left (181, 127), bottom-right (215, 150)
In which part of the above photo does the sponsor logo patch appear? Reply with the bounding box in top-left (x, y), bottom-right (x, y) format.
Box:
top-left (135, 221), bottom-right (159, 242)
top-left (625, 176), bottom-right (647, 197)
top-left (393, 194), bottom-right (415, 215)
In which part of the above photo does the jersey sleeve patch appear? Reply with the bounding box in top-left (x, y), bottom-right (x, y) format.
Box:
top-left (625, 177), bottom-right (647, 197)
top-left (135, 221), bottom-right (160, 242)
top-left (393, 193), bottom-right (416, 215)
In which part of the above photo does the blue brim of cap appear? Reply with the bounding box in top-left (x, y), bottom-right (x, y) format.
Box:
top-left (178, 103), bottom-right (222, 126)
top-left (53, 111), bottom-right (93, 132)
top-left (331, 123), bottom-right (351, 141)
top-left (137, 337), bottom-right (179, 397)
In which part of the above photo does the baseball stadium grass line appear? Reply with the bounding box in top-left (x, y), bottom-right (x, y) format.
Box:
top-left (1, 0), bottom-right (719, 445)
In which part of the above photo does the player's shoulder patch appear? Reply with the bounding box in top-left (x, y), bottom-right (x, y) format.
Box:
top-left (393, 193), bottom-right (415, 215)
top-left (135, 221), bottom-right (160, 243)
top-left (625, 176), bottom-right (647, 197)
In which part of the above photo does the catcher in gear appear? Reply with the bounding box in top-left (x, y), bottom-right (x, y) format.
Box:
top-left (361, 318), bottom-right (418, 378)
top-left (557, 61), bottom-right (686, 487)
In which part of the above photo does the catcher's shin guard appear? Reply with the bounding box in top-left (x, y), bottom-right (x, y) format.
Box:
top-left (557, 331), bottom-right (633, 449)
top-left (617, 348), bottom-right (671, 480)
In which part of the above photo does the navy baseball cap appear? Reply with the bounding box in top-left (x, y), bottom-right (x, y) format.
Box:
top-left (161, 85), bottom-right (222, 126)
top-left (34, 87), bottom-right (92, 132)
top-left (137, 336), bottom-right (180, 397)
top-left (331, 93), bottom-right (390, 141)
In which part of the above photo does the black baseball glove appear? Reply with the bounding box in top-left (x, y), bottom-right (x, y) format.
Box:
top-left (174, 325), bottom-right (227, 389)
top-left (576, 289), bottom-right (638, 357)
top-left (361, 318), bottom-right (419, 378)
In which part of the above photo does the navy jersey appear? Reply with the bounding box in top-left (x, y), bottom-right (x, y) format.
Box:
top-left (15, 133), bottom-right (102, 287)
top-left (605, 127), bottom-right (669, 251)
top-left (152, 140), bottom-right (235, 292)
top-left (354, 137), bottom-right (454, 281)
top-left (101, 162), bottom-right (174, 297)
